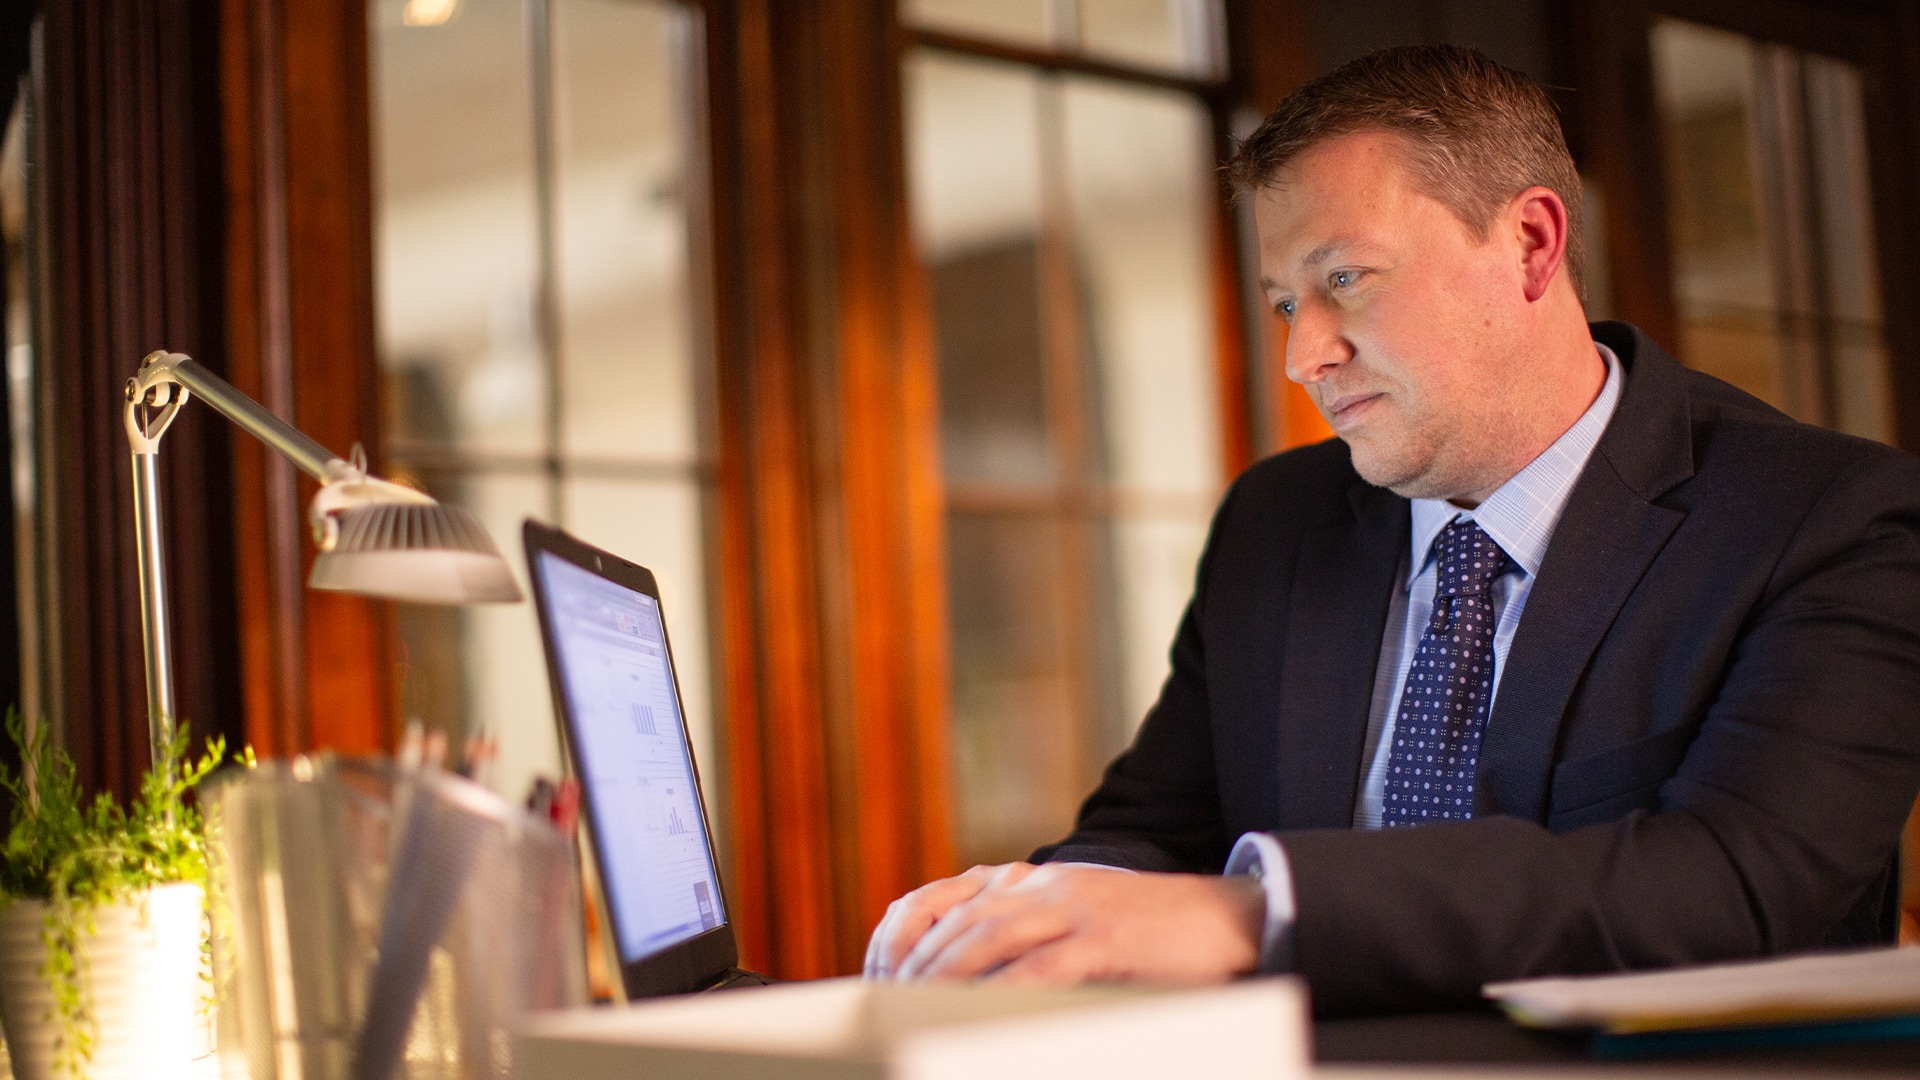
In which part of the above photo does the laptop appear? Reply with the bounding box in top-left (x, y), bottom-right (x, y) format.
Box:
top-left (523, 519), bottom-right (769, 998)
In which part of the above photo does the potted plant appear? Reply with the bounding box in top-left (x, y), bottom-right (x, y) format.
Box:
top-left (0, 711), bottom-right (226, 1080)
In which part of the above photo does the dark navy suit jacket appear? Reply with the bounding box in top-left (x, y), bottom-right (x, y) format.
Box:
top-left (1036, 322), bottom-right (1920, 1013)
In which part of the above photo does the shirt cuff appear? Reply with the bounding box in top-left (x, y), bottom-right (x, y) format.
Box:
top-left (1224, 831), bottom-right (1296, 973)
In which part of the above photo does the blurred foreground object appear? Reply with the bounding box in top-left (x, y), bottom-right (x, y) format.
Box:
top-left (203, 755), bottom-right (587, 1079)
top-left (1487, 947), bottom-right (1920, 1058)
top-left (123, 349), bottom-right (522, 769)
top-left (514, 977), bottom-right (1308, 1079)
top-left (0, 716), bottom-right (227, 1080)
top-left (0, 883), bottom-right (214, 1080)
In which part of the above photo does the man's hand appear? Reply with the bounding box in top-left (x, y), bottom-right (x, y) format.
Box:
top-left (865, 863), bottom-right (1041, 979)
top-left (865, 862), bottom-right (1265, 987)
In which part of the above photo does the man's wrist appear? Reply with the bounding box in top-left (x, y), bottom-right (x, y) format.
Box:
top-left (1224, 831), bottom-right (1296, 973)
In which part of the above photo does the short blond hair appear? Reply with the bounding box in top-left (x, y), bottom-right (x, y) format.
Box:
top-left (1228, 44), bottom-right (1585, 299)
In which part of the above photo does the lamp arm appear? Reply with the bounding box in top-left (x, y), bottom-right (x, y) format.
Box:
top-left (130, 350), bottom-right (341, 480)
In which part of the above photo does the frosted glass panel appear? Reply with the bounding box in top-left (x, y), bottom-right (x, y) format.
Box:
top-left (906, 55), bottom-right (1045, 262)
top-left (1079, 0), bottom-right (1221, 76)
top-left (904, 0), bottom-right (1223, 77)
top-left (1063, 79), bottom-right (1220, 494)
top-left (904, 0), bottom-right (1050, 48)
top-left (1105, 516), bottom-right (1208, 743)
top-left (372, 0), bottom-right (544, 457)
top-left (926, 242), bottom-right (1053, 489)
top-left (907, 56), bottom-right (1052, 488)
top-left (420, 472), bottom-right (558, 807)
top-left (944, 514), bottom-right (1086, 864)
top-left (554, 0), bottom-right (702, 464)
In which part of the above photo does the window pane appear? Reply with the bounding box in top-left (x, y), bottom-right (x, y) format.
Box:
top-left (372, 0), bottom-right (544, 457)
top-left (1578, 172), bottom-right (1616, 320)
top-left (561, 476), bottom-right (717, 812)
top-left (554, 0), bottom-right (703, 464)
top-left (406, 471), bottom-right (558, 805)
top-left (906, 55), bottom-right (1051, 488)
top-left (1106, 513), bottom-right (1208, 741)
top-left (375, 0), bottom-right (719, 814)
top-left (1800, 54), bottom-right (1891, 440)
top-left (907, 48), bottom-right (1228, 864)
top-left (903, 0), bottom-right (1051, 49)
top-left (1078, 0), bottom-right (1222, 77)
top-left (928, 241), bottom-right (1053, 488)
top-left (906, 56), bottom-right (1046, 272)
top-left (944, 513), bottom-right (1087, 864)
top-left (1650, 18), bottom-right (1892, 443)
top-left (1061, 78), bottom-right (1220, 754)
top-left (1062, 78), bottom-right (1220, 495)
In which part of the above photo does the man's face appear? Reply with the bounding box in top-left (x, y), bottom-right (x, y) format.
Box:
top-left (1255, 131), bottom-right (1530, 502)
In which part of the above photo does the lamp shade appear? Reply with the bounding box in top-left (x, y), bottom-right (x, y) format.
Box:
top-left (308, 501), bottom-right (523, 604)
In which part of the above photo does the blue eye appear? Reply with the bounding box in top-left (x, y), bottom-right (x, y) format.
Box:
top-left (1277, 299), bottom-right (1295, 319)
top-left (1331, 270), bottom-right (1354, 289)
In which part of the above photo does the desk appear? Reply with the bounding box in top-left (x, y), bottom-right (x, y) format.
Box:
top-left (1314, 1010), bottom-right (1920, 1073)
top-left (516, 984), bottom-right (1920, 1077)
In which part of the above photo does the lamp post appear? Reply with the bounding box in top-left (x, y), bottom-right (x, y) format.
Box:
top-left (124, 350), bottom-right (522, 765)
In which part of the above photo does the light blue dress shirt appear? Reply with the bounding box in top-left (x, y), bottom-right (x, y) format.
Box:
top-left (1224, 343), bottom-right (1624, 971)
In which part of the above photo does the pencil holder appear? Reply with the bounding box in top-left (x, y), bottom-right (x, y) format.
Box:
top-left (203, 756), bottom-right (587, 1080)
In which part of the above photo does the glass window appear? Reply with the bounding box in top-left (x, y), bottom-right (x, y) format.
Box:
top-left (1059, 78), bottom-right (1220, 739)
top-left (374, 0), bottom-right (543, 459)
top-left (1078, 0), bottom-right (1222, 77)
top-left (904, 0), bottom-right (1051, 50)
top-left (370, 0), bottom-right (718, 812)
top-left (906, 50), bottom-right (1224, 865)
top-left (1650, 18), bottom-right (1892, 443)
top-left (904, 0), bottom-right (1223, 79)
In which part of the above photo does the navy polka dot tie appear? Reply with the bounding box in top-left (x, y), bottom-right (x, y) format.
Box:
top-left (1381, 518), bottom-right (1513, 828)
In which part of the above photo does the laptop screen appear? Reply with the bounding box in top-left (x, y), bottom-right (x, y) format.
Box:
top-left (533, 550), bottom-right (726, 963)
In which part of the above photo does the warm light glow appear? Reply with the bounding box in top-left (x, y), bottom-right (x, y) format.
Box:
top-left (402, 0), bottom-right (458, 27)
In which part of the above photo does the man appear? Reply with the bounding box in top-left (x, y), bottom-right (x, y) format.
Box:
top-left (867, 45), bottom-right (1920, 1013)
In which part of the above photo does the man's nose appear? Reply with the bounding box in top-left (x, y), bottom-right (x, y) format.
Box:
top-left (1283, 302), bottom-right (1353, 385)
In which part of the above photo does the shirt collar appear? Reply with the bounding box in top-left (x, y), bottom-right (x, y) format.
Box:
top-left (1406, 341), bottom-right (1624, 589)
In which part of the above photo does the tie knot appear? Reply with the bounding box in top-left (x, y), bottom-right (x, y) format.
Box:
top-left (1434, 519), bottom-right (1510, 598)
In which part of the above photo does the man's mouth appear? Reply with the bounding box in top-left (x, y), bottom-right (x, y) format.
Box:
top-left (1324, 392), bottom-right (1384, 426)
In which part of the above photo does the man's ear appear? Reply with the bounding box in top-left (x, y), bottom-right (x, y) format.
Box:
top-left (1511, 186), bottom-right (1569, 304)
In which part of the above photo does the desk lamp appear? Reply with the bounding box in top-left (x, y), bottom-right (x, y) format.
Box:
top-left (124, 349), bottom-right (522, 765)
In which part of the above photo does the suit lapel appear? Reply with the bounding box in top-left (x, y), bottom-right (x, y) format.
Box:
top-left (1477, 466), bottom-right (1683, 820)
top-left (1477, 323), bottom-right (1696, 822)
top-left (1276, 483), bottom-right (1407, 829)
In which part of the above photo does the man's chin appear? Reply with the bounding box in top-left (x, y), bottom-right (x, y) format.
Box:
top-left (1347, 444), bottom-right (1451, 501)
top-left (1347, 442), bottom-right (1415, 491)
top-left (1351, 447), bottom-right (1482, 503)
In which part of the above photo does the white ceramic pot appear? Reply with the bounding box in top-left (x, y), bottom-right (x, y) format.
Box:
top-left (0, 881), bottom-right (217, 1080)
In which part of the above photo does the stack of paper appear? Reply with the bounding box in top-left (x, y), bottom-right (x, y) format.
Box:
top-left (513, 977), bottom-right (1310, 1080)
top-left (1484, 947), bottom-right (1920, 1056)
